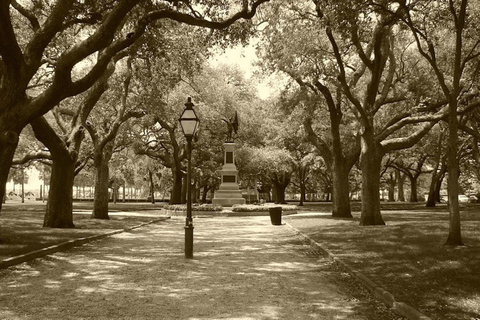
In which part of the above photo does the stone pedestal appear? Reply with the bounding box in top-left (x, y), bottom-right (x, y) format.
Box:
top-left (212, 143), bottom-right (245, 207)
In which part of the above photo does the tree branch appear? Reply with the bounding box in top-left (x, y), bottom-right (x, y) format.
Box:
top-left (11, 0), bottom-right (40, 30)
top-left (382, 121), bottom-right (437, 153)
top-left (12, 151), bottom-right (52, 165)
top-left (0, 1), bottom-right (26, 91)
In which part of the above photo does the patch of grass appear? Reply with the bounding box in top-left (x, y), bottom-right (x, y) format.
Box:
top-left (0, 202), bottom-right (168, 261)
top-left (285, 202), bottom-right (480, 320)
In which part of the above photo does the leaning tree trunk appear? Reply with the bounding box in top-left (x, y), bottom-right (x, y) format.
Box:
top-left (0, 129), bottom-right (20, 213)
top-left (359, 131), bottom-right (385, 225)
top-left (434, 172), bottom-right (445, 203)
top-left (92, 160), bottom-right (110, 219)
top-left (427, 163), bottom-right (445, 207)
top-left (426, 173), bottom-right (437, 207)
top-left (44, 153), bottom-right (76, 228)
top-left (331, 160), bottom-right (353, 218)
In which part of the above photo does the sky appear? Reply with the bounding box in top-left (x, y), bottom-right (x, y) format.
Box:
top-left (6, 167), bottom-right (42, 195)
top-left (208, 42), bottom-right (280, 100)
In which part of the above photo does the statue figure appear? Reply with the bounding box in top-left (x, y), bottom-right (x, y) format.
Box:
top-left (222, 111), bottom-right (239, 142)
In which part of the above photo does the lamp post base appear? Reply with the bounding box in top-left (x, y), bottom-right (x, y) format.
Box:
top-left (185, 225), bottom-right (194, 259)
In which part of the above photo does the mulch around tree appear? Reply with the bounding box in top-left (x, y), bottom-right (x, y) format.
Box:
top-left (285, 202), bottom-right (480, 320)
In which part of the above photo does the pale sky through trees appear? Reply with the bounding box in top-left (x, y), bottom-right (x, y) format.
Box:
top-left (209, 41), bottom-right (282, 100)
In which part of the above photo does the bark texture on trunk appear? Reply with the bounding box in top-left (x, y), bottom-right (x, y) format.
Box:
top-left (445, 101), bottom-right (463, 245)
top-left (272, 174), bottom-right (290, 204)
top-left (31, 116), bottom-right (81, 228)
top-left (409, 177), bottom-right (418, 202)
top-left (359, 131), bottom-right (385, 225)
top-left (44, 155), bottom-right (75, 228)
top-left (426, 162), bottom-right (446, 207)
top-left (92, 160), bottom-right (110, 219)
top-left (426, 179), bottom-right (437, 207)
top-left (434, 174), bottom-right (444, 203)
top-left (272, 184), bottom-right (287, 204)
top-left (331, 160), bottom-right (353, 218)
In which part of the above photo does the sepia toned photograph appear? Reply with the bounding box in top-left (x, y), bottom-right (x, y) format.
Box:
top-left (0, 1), bottom-right (479, 319)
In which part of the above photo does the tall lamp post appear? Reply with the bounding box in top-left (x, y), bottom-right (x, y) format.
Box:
top-left (179, 97), bottom-right (200, 259)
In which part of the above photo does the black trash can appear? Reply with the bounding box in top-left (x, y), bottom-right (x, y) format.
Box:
top-left (269, 207), bottom-right (282, 225)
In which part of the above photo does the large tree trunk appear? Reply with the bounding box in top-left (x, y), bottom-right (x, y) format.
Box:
top-left (272, 174), bottom-right (290, 204)
top-left (31, 116), bottom-right (81, 228)
top-left (359, 132), bottom-right (385, 225)
top-left (92, 160), bottom-right (110, 219)
top-left (331, 160), bottom-right (353, 218)
top-left (272, 182), bottom-right (287, 204)
top-left (409, 176), bottom-right (418, 202)
top-left (44, 154), bottom-right (75, 228)
top-left (170, 168), bottom-right (183, 204)
top-left (388, 185), bottom-right (395, 202)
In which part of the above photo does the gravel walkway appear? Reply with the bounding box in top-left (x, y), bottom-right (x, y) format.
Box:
top-left (0, 216), bottom-right (401, 319)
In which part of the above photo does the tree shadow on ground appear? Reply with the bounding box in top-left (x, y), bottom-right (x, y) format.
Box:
top-left (0, 204), bottom-right (167, 259)
top-left (0, 218), bottom-right (397, 320)
top-left (286, 209), bottom-right (480, 320)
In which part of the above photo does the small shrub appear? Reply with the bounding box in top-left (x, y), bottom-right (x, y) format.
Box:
top-left (164, 204), bottom-right (223, 212)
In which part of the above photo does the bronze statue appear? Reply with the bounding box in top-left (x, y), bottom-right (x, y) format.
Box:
top-left (222, 111), bottom-right (239, 142)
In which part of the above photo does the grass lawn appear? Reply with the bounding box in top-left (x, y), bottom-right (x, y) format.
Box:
top-left (0, 201), bottom-right (168, 260)
top-left (285, 202), bottom-right (480, 320)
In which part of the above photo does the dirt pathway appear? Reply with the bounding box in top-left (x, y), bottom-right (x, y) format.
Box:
top-left (0, 216), bottom-right (401, 319)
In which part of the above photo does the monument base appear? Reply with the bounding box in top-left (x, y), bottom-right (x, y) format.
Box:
top-left (212, 142), bottom-right (246, 207)
top-left (212, 183), bottom-right (245, 207)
